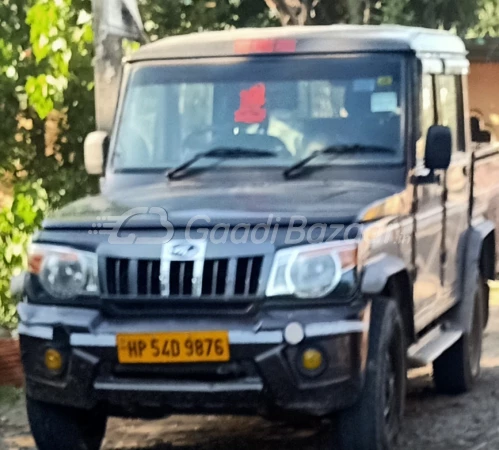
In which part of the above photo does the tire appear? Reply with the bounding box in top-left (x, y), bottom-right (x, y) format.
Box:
top-left (26, 397), bottom-right (107, 450)
top-left (433, 281), bottom-right (484, 395)
top-left (317, 299), bottom-right (406, 450)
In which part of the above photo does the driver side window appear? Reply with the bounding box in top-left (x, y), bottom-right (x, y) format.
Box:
top-left (118, 84), bottom-right (161, 168)
top-left (179, 83), bottom-right (214, 141)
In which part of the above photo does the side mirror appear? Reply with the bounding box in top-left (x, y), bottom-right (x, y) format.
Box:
top-left (84, 131), bottom-right (108, 175)
top-left (474, 130), bottom-right (492, 143)
top-left (470, 117), bottom-right (492, 143)
top-left (425, 125), bottom-right (452, 171)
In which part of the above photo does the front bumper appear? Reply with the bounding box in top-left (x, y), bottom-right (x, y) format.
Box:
top-left (18, 303), bottom-right (369, 418)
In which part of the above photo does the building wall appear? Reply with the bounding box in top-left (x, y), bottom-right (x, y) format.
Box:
top-left (468, 62), bottom-right (499, 140)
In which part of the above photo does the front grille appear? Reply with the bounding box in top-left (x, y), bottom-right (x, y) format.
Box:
top-left (104, 256), bottom-right (264, 298)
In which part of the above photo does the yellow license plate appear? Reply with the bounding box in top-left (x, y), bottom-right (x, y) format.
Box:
top-left (117, 331), bottom-right (230, 364)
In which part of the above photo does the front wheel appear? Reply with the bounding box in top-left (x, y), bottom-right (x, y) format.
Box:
top-left (26, 397), bottom-right (107, 450)
top-left (318, 299), bottom-right (407, 450)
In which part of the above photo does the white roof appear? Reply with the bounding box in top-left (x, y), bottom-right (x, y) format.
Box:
top-left (131, 24), bottom-right (467, 61)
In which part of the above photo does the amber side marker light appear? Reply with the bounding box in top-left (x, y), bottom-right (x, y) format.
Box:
top-left (302, 348), bottom-right (324, 372)
top-left (44, 349), bottom-right (63, 372)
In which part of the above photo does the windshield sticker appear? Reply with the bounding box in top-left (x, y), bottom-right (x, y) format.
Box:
top-left (371, 92), bottom-right (398, 113)
top-left (234, 83), bottom-right (267, 124)
top-left (377, 76), bottom-right (393, 87)
top-left (353, 78), bottom-right (376, 92)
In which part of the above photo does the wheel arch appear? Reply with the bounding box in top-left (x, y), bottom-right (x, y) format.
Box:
top-left (381, 270), bottom-right (415, 345)
top-left (361, 255), bottom-right (415, 345)
top-left (479, 227), bottom-right (495, 328)
top-left (479, 230), bottom-right (496, 282)
top-left (447, 221), bottom-right (495, 333)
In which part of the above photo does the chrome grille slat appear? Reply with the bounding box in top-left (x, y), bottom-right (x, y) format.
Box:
top-left (192, 260), bottom-right (204, 297)
top-left (179, 262), bottom-right (186, 296)
top-left (212, 260), bottom-right (219, 296)
top-left (115, 259), bottom-right (121, 295)
top-left (128, 259), bottom-right (138, 295)
top-left (244, 258), bottom-right (254, 296)
top-left (146, 261), bottom-right (153, 295)
top-left (160, 260), bottom-right (171, 296)
top-left (225, 258), bottom-right (237, 297)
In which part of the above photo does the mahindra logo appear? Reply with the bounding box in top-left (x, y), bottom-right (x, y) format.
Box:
top-left (169, 243), bottom-right (199, 258)
top-left (160, 241), bottom-right (207, 295)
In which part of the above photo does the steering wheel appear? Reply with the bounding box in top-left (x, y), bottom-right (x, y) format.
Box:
top-left (116, 132), bottom-right (152, 167)
top-left (182, 125), bottom-right (291, 158)
top-left (182, 125), bottom-right (237, 151)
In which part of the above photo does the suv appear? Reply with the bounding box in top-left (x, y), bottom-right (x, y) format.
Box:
top-left (17, 25), bottom-right (499, 450)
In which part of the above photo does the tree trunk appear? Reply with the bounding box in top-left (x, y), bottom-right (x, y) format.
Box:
top-left (346, 0), bottom-right (362, 23)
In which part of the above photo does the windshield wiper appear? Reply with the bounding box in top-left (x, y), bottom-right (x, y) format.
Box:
top-left (167, 147), bottom-right (277, 180)
top-left (283, 144), bottom-right (395, 179)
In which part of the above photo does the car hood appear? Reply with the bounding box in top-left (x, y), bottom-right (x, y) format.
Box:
top-left (44, 179), bottom-right (406, 229)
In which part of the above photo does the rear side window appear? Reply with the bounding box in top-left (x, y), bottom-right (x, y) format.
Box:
top-left (417, 74), bottom-right (435, 164)
top-left (436, 75), bottom-right (463, 152)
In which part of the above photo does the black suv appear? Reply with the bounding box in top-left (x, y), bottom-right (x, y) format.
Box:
top-left (16, 25), bottom-right (499, 450)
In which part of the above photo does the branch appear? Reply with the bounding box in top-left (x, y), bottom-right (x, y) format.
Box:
top-left (265, 0), bottom-right (311, 25)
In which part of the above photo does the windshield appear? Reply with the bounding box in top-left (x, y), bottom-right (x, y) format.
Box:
top-left (113, 55), bottom-right (405, 171)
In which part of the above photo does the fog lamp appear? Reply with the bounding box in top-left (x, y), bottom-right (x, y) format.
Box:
top-left (301, 348), bottom-right (324, 372)
top-left (44, 349), bottom-right (63, 372)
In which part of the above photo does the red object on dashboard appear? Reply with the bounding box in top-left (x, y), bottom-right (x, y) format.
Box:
top-left (234, 83), bottom-right (267, 124)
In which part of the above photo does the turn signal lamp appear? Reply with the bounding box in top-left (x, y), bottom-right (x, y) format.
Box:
top-left (302, 348), bottom-right (324, 371)
top-left (44, 349), bottom-right (63, 372)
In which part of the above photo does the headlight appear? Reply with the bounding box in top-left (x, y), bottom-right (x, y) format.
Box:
top-left (28, 244), bottom-right (99, 299)
top-left (266, 241), bottom-right (357, 299)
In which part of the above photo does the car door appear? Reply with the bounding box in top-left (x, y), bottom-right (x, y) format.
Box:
top-left (413, 73), bottom-right (446, 332)
top-left (437, 73), bottom-right (469, 305)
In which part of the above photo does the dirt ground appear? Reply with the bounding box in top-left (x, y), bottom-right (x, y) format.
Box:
top-left (2, 307), bottom-right (499, 450)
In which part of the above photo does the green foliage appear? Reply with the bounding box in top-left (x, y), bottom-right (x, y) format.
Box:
top-left (366, 0), bottom-right (482, 36)
top-left (0, 0), bottom-right (96, 326)
top-left (0, 181), bottom-right (47, 328)
top-left (268, 0), bottom-right (499, 36)
top-left (467, 0), bottom-right (499, 38)
top-left (26, 0), bottom-right (94, 119)
top-left (0, 0), bottom-right (97, 207)
top-left (139, 0), bottom-right (277, 40)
